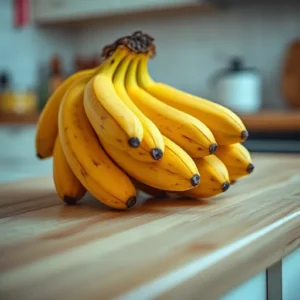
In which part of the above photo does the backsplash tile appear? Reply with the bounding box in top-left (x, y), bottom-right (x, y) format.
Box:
top-left (71, 2), bottom-right (300, 109)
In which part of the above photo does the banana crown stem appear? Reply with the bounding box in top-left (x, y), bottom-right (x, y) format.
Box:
top-left (99, 47), bottom-right (128, 77)
top-left (113, 54), bottom-right (134, 84)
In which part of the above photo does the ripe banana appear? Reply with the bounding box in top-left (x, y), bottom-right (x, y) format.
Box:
top-left (185, 155), bottom-right (230, 198)
top-left (101, 136), bottom-right (200, 191)
top-left (36, 68), bottom-right (96, 159)
top-left (113, 49), bottom-right (165, 161)
top-left (53, 137), bottom-right (86, 204)
top-left (126, 53), bottom-right (217, 158)
top-left (138, 53), bottom-right (248, 145)
top-left (84, 46), bottom-right (144, 154)
top-left (59, 76), bottom-right (137, 210)
top-left (215, 143), bottom-right (254, 181)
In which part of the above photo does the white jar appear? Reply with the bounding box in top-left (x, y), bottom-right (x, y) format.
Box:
top-left (213, 57), bottom-right (261, 114)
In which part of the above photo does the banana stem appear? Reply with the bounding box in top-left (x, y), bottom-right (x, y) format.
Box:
top-left (138, 54), bottom-right (155, 87)
top-left (98, 47), bottom-right (128, 77)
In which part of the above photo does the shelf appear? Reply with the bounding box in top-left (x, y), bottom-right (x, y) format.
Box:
top-left (240, 110), bottom-right (300, 132)
top-left (0, 113), bottom-right (40, 125)
top-left (2, 110), bottom-right (299, 133)
top-left (32, 0), bottom-right (216, 25)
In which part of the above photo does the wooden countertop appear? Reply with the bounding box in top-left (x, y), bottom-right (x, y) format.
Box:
top-left (0, 154), bottom-right (299, 299)
top-left (240, 110), bottom-right (300, 132)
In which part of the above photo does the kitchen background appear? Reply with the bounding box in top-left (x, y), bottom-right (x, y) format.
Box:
top-left (1, 0), bottom-right (300, 182)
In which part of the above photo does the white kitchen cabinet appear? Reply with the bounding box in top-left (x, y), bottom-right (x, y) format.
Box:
top-left (220, 272), bottom-right (266, 300)
top-left (283, 249), bottom-right (300, 300)
top-left (32, 0), bottom-right (206, 23)
top-left (0, 125), bottom-right (52, 182)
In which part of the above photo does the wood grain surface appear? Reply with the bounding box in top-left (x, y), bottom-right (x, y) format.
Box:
top-left (0, 154), bottom-right (299, 300)
top-left (240, 110), bottom-right (300, 132)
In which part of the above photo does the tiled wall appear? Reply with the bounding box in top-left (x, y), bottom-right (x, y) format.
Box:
top-left (71, 2), bottom-right (300, 109)
top-left (0, 1), bottom-right (75, 90)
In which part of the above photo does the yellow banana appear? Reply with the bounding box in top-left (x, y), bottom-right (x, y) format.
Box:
top-left (215, 143), bottom-right (254, 181)
top-left (185, 155), bottom-right (230, 198)
top-left (59, 76), bottom-right (137, 210)
top-left (36, 68), bottom-right (96, 159)
top-left (126, 54), bottom-right (217, 158)
top-left (53, 136), bottom-right (86, 204)
top-left (138, 53), bottom-right (248, 145)
top-left (113, 48), bottom-right (165, 161)
top-left (84, 46), bottom-right (144, 154)
top-left (101, 136), bottom-right (200, 191)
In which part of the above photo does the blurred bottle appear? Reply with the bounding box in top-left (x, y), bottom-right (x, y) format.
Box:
top-left (48, 55), bottom-right (64, 96)
top-left (0, 72), bottom-right (37, 115)
top-left (74, 54), bottom-right (101, 72)
top-left (0, 72), bottom-right (13, 114)
top-left (36, 55), bottom-right (65, 111)
top-left (36, 63), bottom-right (49, 112)
top-left (12, 84), bottom-right (37, 115)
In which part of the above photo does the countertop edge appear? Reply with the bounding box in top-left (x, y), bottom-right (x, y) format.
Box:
top-left (119, 210), bottom-right (300, 299)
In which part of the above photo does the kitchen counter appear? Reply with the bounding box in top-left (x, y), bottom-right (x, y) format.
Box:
top-left (240, 110), bottom-right (300, 132)
top-left (0, 154), bottom-right (299, 299)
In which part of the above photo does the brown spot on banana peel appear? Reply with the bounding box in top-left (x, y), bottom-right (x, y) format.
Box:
top-left (92, 159), bottom-right (101, 166)
top-left (80, 169), bottom-right (87, 178)
top-left (165, 169), bottom-right (177, 176)
top-left (210, 177), bottom-right (217, 182)
top-left (182, 135), bottom-right (194, 143)
top-left (71, 150), bottom-right (88, 178)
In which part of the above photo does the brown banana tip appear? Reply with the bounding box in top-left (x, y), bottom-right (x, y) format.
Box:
top-left (222, 181), bottom-right (230, 192)
top-left (209, 143), bottom-right (218, 154)
top-left (128, 137), bottom-right (141, 148)
top-left (63, 196), bottom-right (78, 205)
top-left (191, 174), bottom-right (200, 187)
top-left (247, 163), bottom-right (255, 174)
top-left (126, 196), bottom-right (137, 208)
top-left (150, 148), bottom-right (163, 160)
top-left (36, 153), bottom-right (43, 159)
top-left (241, 130), bottom-right (249, 141)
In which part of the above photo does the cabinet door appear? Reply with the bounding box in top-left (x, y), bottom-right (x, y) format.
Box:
top-left (0, 125), bottom-right (52, 182)
top-left (32, 0), bottom-right (199, 23)
top-left (283, 249), bottom-right (300, 300)
top-left (220, 272), bottom-right (266, 300)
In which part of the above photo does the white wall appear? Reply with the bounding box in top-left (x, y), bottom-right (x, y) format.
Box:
top-left (72, 2), bottom-right (300, 109)
top-left (0, 0), bottom-right (75, 90)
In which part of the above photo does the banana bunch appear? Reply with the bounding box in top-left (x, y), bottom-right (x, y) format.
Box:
top-left (35, 31), bottom-right (254, 209)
